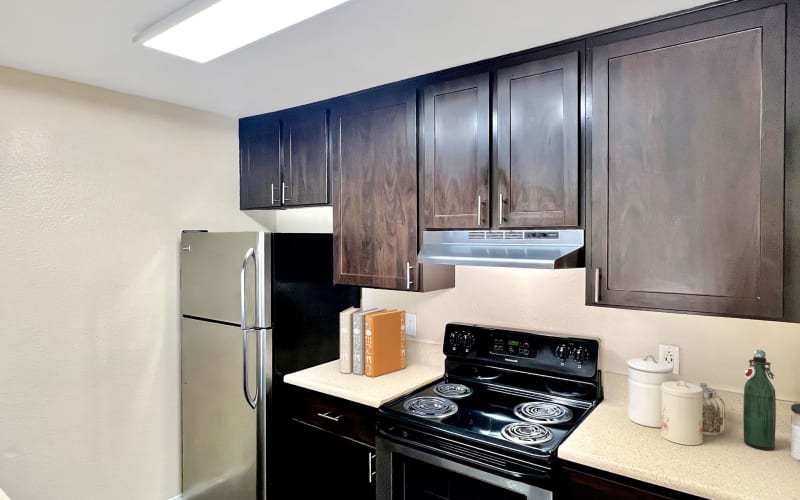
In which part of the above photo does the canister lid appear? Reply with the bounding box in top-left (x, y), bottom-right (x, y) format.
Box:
top-left (661, 380), bottom-right (703, 398)
top-left (627, 355), bottom-right (673, 373)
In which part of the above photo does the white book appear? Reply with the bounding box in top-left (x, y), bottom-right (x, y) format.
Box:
top-left (339, 306), bottom-right (359, 374)
top-left (352, 308), bottom-right (381, 375)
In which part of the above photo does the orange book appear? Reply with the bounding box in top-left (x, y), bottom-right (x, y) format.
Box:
top-left (364, 309), bottom-right (406, 377)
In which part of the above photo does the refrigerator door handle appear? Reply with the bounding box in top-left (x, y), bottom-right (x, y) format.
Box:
top-left (242, 328), bottom-right (258, 409)
top-left (240, 247), bottom-right (257, 330)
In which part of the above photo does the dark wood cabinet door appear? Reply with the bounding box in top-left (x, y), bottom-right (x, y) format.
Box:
top-left (283, 419), bottom-right (376, 500)
top-left (330, 86), bottom-right (419, 290)
top-left (281, 107), bottom-right (329, 207)
top-left (559, 465), bottom-right (704, 500)
top-left (421, 73), bottom-right (490, 229)
top-left (239, 117), bottom-right (281, 209)
top-left (589, 5), bottom-right (785, 318)
top-left (495, 51), bottom-right (579, 228)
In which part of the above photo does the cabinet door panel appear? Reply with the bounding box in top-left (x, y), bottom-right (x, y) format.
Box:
top-left (422, 73), bottom-right (490, 229)
top-left (239, 118), bottom-right (281, 209)
top-left (590, 5), bottom-right (785, 317)
top-left (496, 52), bottom-right (579, 227)
top-left (331, 87), bottom-right (418, 290)
top-left (282, 108), bottom-right (328, 206)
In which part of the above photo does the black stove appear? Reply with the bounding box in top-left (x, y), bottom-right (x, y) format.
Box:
top-left (376, 323), bottom-right (602, 499)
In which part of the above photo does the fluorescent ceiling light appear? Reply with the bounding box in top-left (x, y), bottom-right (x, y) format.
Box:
top-left (135, 0), bottom-right (349, 63)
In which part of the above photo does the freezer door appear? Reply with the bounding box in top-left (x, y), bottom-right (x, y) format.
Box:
top-left (181, 318), bottom-right (259, 500)
top-left (180, 231), bottom-right (271, 327)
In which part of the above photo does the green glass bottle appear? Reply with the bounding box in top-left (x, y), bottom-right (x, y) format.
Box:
top-left (743, 349), bottom-right (776, 450)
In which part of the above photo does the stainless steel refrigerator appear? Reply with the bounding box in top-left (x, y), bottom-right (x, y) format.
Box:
top-left (179, 231), bottom-right (360, 500)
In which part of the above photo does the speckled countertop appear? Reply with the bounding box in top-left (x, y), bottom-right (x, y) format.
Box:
top-left (283, 340), bottom-right (445, 408)
top-left (559, 371), bottom-right (800, 499)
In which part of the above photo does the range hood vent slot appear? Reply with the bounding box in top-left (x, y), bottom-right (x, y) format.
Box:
top-left (418, 229), bottom-right (584, 269)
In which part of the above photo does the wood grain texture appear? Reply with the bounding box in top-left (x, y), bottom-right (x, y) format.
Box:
top-left (559, 465), bottom-right (705, 500)
top-left (783, 0), bottom-right (800, 322)
top-left (281, 107), bottom-right (329, 206)
top-left (330, 86), bottom-right (418, 290)
top-left (496, 51), bottom-right (579, 227)
top-left (421, 73), bottom-right (490, 229)
top-left (239, 116), bottom-right (281, 209)
top-left (590, 5), bottom-right (785, 318)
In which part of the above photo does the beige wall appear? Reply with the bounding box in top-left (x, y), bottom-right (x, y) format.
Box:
top-left (363, 267), bottom-right (800, 402)
top-left (0, 66), bottom-right (264, 500)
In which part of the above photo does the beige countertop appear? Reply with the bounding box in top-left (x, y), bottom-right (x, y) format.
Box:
top-left (560, 371), bottom-right (799, 499)
top-left (283, 340), bottom-right (445, 408)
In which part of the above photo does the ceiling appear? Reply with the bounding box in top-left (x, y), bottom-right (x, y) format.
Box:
top-left (0, 0), bottom-right (712, 118)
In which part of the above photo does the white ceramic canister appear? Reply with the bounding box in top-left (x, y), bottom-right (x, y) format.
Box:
top-left (627, 355), bottom-right (673, 427)
top-left (661, 381), bottom-right (704, 445)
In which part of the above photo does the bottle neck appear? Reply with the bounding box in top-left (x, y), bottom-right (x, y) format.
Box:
top-left (750, 360), bottom-right (774, 379)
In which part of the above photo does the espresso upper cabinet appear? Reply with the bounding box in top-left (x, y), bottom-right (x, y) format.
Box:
top-left (239, 105), bottom-right (329, 209)
top-left (420, 51), bottom-right (579, 230)
top-left (239, 116), bottom-right (281, 209)
top-left (588, 4), bottom-right (786, 319)
top-left (421, 74), bottom-right (491, 229)
top-left (496, 51), bottom-right (579, 228)
top-left (330, 85), bottom-right (421, 290)
top-left (281, 107), bottom-right (329, 207)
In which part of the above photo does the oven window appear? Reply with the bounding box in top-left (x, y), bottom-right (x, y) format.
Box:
top-left (397, 456), bottom-right (526, 500)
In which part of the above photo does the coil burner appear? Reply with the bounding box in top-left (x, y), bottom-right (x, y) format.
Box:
top-left (403, 396), bottom-right (458, 419)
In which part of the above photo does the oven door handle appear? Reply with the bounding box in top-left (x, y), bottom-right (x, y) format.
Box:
top-left (377, 425), bottom-right (550, 483)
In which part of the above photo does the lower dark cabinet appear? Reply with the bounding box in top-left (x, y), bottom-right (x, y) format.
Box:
top-left (276, 385), bottom-right (376, 500)
top-left (558, 463), bottom-right (705, 500)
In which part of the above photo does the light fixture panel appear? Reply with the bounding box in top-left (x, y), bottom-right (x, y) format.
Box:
top-left (135, 0), bottom-right (349, 63)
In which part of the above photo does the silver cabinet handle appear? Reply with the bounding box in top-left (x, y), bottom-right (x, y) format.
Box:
top-left (498, 193), bottom-right (505, 225)
top-left (477, 195), bottom-right (482, 225)
top-left (594, 268), bottom-right (601, 303)
top-left (406, 261), bottom-right (414, 289)
top-left (181, 244), bottom-right (191, 252)
top-left (281, 181), bottom-right (291, 203)
top-left (240, 248), bottom-right (256, 330)
top-left (368, 452), bottom-right (376, 484)
top-left (316, 411), bottom-right (342, 422)
top-left (270, 183), bottom-right (276, 205)
top-left (242, 329), bottom-right (258, 409)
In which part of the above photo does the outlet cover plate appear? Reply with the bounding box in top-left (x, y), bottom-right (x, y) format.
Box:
top-left (405, 312), bottom-right (417, 337)
top-left (659, 344), bottom-right (680, 374)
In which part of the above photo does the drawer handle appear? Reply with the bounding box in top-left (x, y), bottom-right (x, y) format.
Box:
top-left (368, 452), bottom-right (376, 484)
top-left (317, 411), bottom-right (342, 422)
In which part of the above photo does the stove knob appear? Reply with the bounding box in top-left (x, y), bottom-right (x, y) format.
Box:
top-left (573, 346), bottom-right (590, 364)
top-left (555, 344), bottom-right (571, 361)
top-left (463, 333), bottom-right (475, 353)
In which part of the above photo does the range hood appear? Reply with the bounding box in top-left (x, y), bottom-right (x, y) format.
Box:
top-left (418, 229), bottom-right (584, 269)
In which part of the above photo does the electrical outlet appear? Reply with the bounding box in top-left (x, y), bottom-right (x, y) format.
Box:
top-left (659, 344), bottom-right (680, 374)
top-left (405, 312), bottom-right (417, 337)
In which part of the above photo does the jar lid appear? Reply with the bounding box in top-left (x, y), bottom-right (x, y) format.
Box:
top-left (661, 380), bottom-right (703, 398)
top-left (627, 355), bottom-right (673, 373)
top-left (792, 404), bottom-right (800, 415)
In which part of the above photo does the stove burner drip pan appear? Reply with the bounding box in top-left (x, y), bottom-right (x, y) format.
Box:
top-left (500, 422), bottom-right (554, 446)
top-left (433, 383), bottom-right (473, 399)
top-left (514, 402), bottom-right (573, 425)
top-left (403, 396), bottom-right (458, 418)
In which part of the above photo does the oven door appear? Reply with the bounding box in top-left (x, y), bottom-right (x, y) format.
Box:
top-left (376, 434), bottom-right (553, 500)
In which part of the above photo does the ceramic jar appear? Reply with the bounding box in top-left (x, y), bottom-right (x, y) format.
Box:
top-left (627, 355), bottom-right (673, 427)
top-left (661, 381), bottom-right (704, 445)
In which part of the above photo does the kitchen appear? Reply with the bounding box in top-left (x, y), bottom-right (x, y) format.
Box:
top-left (1, 0), bottom-right (799, 499)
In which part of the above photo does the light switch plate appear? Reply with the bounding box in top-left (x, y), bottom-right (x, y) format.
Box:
top-left (405, 312), bottom-right (417, 337)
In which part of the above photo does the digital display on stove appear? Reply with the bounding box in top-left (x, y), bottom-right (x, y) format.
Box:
top-left (492, 336), bottom-right (531, 356)
top-left (508, 340), bottom-right (519, 346)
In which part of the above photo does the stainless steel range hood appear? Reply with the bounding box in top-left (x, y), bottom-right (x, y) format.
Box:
top-left (418, 229), bottom-right (584, 269)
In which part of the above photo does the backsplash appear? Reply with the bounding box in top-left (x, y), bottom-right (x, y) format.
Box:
top-left (362, 266), bottom-right (800, 402)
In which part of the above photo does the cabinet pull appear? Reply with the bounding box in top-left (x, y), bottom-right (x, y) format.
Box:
top-left (498, 193), bottom-right (504, 225)
top-left (316, 411), bottom-right (342, 422)
top-left (281, 181), bottom-right (291, 203)
top-left (406, 262), bottom-right (414, 289)
top-left (270, 183), bottom-right (276, 205)
top-left (477, 195), bottom-right (482, 225)
top-left (594, 268), bottom-right (600, 303)
top-left (368, 452), bottom-right (376, 484)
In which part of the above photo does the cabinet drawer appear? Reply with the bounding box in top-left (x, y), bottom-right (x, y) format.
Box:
top-left (287, 386), bottom-right (376, 446)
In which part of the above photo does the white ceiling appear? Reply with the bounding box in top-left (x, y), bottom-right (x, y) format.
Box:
top-left (0, 0), bottom-right (712, 118)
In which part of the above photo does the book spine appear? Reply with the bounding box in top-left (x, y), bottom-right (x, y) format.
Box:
top-left (364, 313), bottom-right (374, 377)
top-left (352, 312), bottom-right (364, 375)
top-left (339, 309), bottom-right (353, 374)
top-left (400, 313), bottom-right (406, 369)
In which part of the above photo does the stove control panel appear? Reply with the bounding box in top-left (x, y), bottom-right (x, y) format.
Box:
top-left (443, 322), bottom-right (599, 379)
